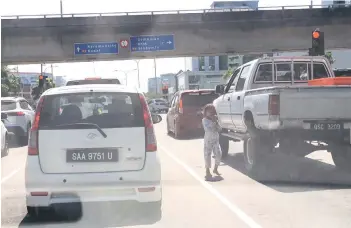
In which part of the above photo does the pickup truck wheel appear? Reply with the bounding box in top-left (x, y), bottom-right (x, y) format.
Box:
top-left (330, 143), bottom-right (351, 171)
top-left (243, 136), bottom-right (273, 176)
top-left (219, 135), bottom-right (229, 159)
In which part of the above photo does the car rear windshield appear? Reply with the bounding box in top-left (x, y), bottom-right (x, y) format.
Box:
top-left (1, 101), bottom-right (17, 111)
top-left (39, 92), bottom-right (144, 129)
top-left (181, 92), bottom-right (218, 107)
top-left (66, 79), bottom-right (120, 86)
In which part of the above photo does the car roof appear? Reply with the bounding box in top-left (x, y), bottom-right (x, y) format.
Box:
top-left (42, 84), bottom-right (140, 96)
top-left (1, 97), bottom-right (26, 102)
top-left (179, 89), bottom-right (215, 95)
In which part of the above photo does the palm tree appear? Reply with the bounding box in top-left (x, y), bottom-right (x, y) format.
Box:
top-left (223, 68), bottom-right (235, 80)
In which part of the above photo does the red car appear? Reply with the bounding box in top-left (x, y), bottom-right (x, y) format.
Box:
top-left (166, 89), bottom-right (219, 138)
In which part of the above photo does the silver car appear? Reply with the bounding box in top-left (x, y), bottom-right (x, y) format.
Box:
top-left (1, 97), bottom-right (35, 145)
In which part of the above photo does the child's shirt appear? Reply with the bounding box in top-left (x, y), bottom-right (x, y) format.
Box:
top-left (202, 117), bottom-right (221, 142)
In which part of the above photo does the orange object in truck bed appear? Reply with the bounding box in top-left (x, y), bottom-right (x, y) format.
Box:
top-left (308, 77), bottom-right (351, 86)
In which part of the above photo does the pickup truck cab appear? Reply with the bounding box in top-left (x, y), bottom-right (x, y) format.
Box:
top-left (214, 56), bottom-right (351, 174)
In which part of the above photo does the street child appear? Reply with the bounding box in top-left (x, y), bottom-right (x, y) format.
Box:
top-left (202, 104), bottom-right (222, 181)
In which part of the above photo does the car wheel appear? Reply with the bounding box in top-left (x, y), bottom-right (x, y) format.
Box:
top-left (2, 133), bottom-right (9, 157)
top-left (20, 124), bottom-right (31, 146)
top-left (219, 134), bottom-right (229, 159)
top-left (27, 206), bottom-right (45, 218)
top-left (166, 118), bottom-right (171, 135)
top-left (174, 122), bottom-right (181, 139)
top-left (330, 143), bottom-right (351, 172)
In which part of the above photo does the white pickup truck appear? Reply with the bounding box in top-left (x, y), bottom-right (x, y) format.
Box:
top-left (213, 56), bottom-right (351, 175)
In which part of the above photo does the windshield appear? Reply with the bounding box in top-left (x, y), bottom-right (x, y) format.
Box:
top-left (182, 92), bottom-right (218, 107)
top-left (39, 92), bottom-right (144, 129)
top-left (1, 100), bottom-right (17, 111)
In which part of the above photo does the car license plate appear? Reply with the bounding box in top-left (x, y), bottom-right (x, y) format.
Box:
top-left (66, 148), bottom-right (118, 162)
top-left (311, 123), bottom-right (342, 131)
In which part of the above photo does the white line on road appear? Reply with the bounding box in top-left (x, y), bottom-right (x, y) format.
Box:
top-left (1, 168), bottom-right (22, 184)
top-left (160, 145), bottom-right (262, 228)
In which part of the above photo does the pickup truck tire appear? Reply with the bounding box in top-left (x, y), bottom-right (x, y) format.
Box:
top-left (243, 134), bottom-right (274, 177)
top-left (330, 144), bottom-right (351, 171)
top-left (219, 134), bottom-right (229, 159)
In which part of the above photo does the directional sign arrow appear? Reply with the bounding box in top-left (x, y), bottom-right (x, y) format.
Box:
top-left (167, 41), bottom-right (172, 44)
top-left (76, 47), bottom-right (80, 52)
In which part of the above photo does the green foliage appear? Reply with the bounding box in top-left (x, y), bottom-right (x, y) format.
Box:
top-left (324, 51), bottom-right (335, 65)
top-left (1, 66), bottom-right (20, 97)
top-left (223, 68), bottom-right (235, 80)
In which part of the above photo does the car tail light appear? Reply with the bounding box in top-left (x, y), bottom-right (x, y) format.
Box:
top-left (139, 94), bottom-right (157, 152)
top-left (268, 94), bottom-right (280, 115)
top-left (7, 111), bottom-right (25, 116)
top-left (179, 98), bottom-right (183, 114)
top-left (28, 96), bottom-right (45, 155)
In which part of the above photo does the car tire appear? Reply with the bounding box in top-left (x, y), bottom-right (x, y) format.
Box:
top-left (20, 124), bottom-right (31, 146)
top-left (27, 206), bottom-right (46, 218)
top-left (243, 135), bottom-right (273, 177)
top-left (219, 134), bottom-right (229, 159)
top-left (53, 202), bottom-right (82, 221)
top-left (174, 122), bottom-right (181, 139)
top-left (166, 119), bottom-right (171, 135)
top-left (2, 133), bottom-right (9, 157)
top-left (330, 143), bottom-right (351, 172)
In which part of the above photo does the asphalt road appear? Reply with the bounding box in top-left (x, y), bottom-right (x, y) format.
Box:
top-left (2, 114), bottom-right (351, 228)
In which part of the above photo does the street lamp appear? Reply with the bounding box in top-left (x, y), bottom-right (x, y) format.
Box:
top-left (114, 69), bottom-right (137, 86)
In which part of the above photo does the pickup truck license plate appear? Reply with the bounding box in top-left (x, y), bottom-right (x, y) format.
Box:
top-left (66, 148), bottom-right (118, 162)
top-left (311, 123), bottom-right (342, 131)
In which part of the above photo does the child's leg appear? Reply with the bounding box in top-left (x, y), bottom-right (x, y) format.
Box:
top-left (213, 141), bottom-right (222, 175)
top-left (204, 140), bottom-right (213, 177)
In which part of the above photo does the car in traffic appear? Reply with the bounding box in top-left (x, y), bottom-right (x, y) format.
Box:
top-left (148, 98), bottom-right (169, 113)
top-left (25, 84), bottom-right (162, 218)
top-left (166, 89), bottom-right (219, 138)
top-left (1, 97), bottom-right (35, 145)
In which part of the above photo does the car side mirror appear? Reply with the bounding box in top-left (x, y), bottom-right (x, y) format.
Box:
top-left (215, 84), bottom-right (225, 94)
top-left (151, 114), bottom-right (162, 124)
top-left (1, 113), bottom-right (8, 120)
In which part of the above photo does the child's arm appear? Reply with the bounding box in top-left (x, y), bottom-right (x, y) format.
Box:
top-left (202, 118), bottom-right (217, 132)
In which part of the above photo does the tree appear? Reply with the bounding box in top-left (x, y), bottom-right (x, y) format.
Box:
top-left (223, 68), bottom-right (234, 80)
top-left (1, 66), bottom-right (20, 97)
top-left (324, 51), bottom-right (335, 65)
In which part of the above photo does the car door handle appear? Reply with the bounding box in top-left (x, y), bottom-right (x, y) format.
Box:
top-left (237, 96), bottom-right (240, 100)
top-left (227, 97), bottom-right (230, 101)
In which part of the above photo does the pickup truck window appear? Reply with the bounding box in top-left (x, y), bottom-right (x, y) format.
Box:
top-left (225, 68), bottom-right (241, 93)
top-left (235, 65), bottom-right (251, 92)
top-left (255, 62), bottom-right (329, 83)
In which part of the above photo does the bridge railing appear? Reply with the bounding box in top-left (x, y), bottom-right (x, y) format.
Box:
top-left (1, 3), bottom-right (350, 19)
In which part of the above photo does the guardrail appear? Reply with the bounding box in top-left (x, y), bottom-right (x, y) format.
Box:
top-left (1, 3), bottom-right (350, 19)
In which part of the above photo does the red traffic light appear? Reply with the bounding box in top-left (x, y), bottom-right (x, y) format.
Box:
top-left (312, 31), bottom-right (320, 39)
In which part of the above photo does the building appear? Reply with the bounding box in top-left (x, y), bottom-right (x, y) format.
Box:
top-left (176, 70), bottom-right (227, 91)
top-left (148, 77), bottom-right (162, 94)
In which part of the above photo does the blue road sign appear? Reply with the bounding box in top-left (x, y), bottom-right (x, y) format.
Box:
top-left (130, 35), bottom-right (175, 52)
top-left (74, 42), bottom-right (119, 55)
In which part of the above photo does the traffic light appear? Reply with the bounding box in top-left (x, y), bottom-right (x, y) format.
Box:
top-left (38, 75), bottom-right (44, 87)
top-left (310, 29), bottom-right (325, 56)
top-left (162, 85), bottom-right (168, 94)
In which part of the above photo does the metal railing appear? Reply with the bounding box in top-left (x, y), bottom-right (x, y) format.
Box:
top-left (1, 3), bottom-right (350, 19)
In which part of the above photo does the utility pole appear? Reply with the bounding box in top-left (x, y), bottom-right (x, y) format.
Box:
top-left (60, 0), bottom-right (63, 17)
top-left (135, 60), bottom-right (140, 88)
top-left (154, 58), bottom-right (157, 94)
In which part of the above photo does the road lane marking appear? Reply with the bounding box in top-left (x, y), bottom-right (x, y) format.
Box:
top-left (160, 145), bottom-right (262, 228)
top-left (1, 168), bottom-right (22, 184)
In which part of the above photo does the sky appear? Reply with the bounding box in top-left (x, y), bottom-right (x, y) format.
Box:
top-left (1, 0), bottom-right (319, 91)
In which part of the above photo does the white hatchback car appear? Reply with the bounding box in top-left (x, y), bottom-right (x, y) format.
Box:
top-left (26, 84), bottom-right (162, 217)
